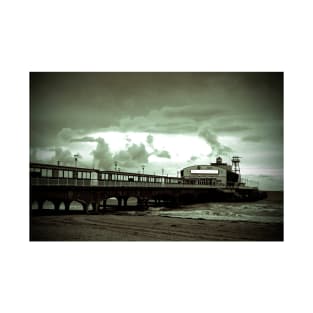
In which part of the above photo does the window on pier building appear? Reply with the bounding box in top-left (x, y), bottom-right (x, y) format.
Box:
top-left (82, 172), bottom-right (90, 179)
top-left (63, 171), bottom-right (73, 178)
top-left (41, 169), bottom-right (52, 177)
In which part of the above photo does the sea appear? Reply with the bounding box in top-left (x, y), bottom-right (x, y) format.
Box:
top-left (141, 191), bottom-right (283, 224)
top-left (33, 191), bottom-right (283, 224)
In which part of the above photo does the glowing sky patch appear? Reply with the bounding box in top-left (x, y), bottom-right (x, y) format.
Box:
top-left (88, 131), bottom-right (212, 162)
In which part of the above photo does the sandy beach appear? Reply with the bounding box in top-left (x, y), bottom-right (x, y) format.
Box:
top-left (30, 213), bottom-right (283, 241)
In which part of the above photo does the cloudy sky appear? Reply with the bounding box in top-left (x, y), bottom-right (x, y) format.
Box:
top-left (30, 72), bottom-right (283, 190)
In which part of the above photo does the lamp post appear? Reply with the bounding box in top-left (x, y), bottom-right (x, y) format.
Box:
top-left (114, 161), bottom-right (117, 171)
top-left (142, 165), bottom-right (145, 174)
top-left (74, 154), bottom-right (79, 167)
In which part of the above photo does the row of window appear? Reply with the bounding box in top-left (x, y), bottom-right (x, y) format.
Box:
top-left (100, 174), bottom-right (172, 183)
top-left (31, 168), bottom-right (187, 184)
top-left (31, 168), bottom-right (226, 186)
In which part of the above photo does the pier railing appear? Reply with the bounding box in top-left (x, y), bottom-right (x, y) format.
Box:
top-left (31, 177), bottom-right (217, 188)
top-left (30, 177), bottom-right (255, 190)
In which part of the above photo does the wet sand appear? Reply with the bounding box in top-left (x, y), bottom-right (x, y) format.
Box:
top-left (30, 214), bottom-right (283, 241)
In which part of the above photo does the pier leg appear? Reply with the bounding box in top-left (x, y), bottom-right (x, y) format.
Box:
top-left (117, 197), bottom-right (122, 209)
top-left (123, 197), bottom-right (128, 208)
top-left (137, 198), bottom-right (148, 210)
top-left (92, 202), bottom-right (99, 214)
top-left (64, 201), bottom-right (70, 213)
top-left (53, 201), bottom-right (60, 212)
top-left (101, 199), bottom-right (107, 212)
top-left (38, 200), bottom-right (44, 211)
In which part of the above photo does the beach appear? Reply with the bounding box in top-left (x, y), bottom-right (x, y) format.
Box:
top-left (30, 213), bottom-right (283, 241)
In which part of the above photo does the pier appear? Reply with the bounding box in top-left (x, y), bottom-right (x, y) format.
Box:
top-left (30, 162), bottom-right (266, 214)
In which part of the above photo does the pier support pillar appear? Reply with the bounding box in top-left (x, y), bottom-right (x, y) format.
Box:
top-left (64, 201), bottom-right (70, 213)
top-left (53, 201), bottom-right (60, 212)
top-left (123, 197), bottom-right (128, 208)
top-left (117, 197), bottom-right (122, 209)
top-left (138, 198), bottom-right (148, 210)
top-left (38, 200), bottom-right (44, 211)
top-left (92, 202), bottom-right (99, 214)
top-left (100, 199), bottom-right (106, 212)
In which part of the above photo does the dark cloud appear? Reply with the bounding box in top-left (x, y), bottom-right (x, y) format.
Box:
top-left (198, 127), bottom-right (233, 157)
top-left (146, 134), bottom-right (154, 146)
top-left (91, 138), bottom-right (113, 169)
top-left (146, 134), bottom-right (171, 159)
top-left (49, 147), bottom-right (75, 166)
top-left (118, 104), bottom-right (227, 134)
top-left (30, 72), bottom-right (283, 140)
top-left (241, 135), bottom-right (262, 142)
top-left (155, 150), bottom-right (171, 159)
top-left (71, 136), bottom-right (98, 143)
top-left (68, 135), bottom-right (114, 169)
top-left (161, 105), bottom-right (224, 121)
top-left (118, 113), bottom-right (198, 134)
top-left (214, 125), bottom-right (251, 133)
top-left (57, 128), bottom-right (76, 143)
top-left (114, 143), bottom-right (149, 169)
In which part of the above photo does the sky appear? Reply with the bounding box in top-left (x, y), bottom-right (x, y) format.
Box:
top-left (30, 72), bottom-right (283, 190)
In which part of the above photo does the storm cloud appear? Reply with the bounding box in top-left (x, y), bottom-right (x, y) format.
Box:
top-left (146, 134), bottom-right (171, 159)
top-left (155, 150), bottom-right (171, 159)
top-left (50, 147), bottom-right (76, 166)
top-left (198, 127), bottom-right (233, 157)
top-left (241, 135), bottom-right (262, 142)
top-left (90, 138), bottom-right (113, 169)
top-left (114, 143), bottom-right (149, 169)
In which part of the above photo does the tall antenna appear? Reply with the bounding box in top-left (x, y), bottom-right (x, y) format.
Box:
top-left (232, 156), bottom-right (241, 174)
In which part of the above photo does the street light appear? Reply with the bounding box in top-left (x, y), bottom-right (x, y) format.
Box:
top-left (74, 154), bottom-right (79, 167)
top-left (142, 165), bottom-right (145, 174)
top-left (162, 168), bottom-right (164, 176)
top-left (114, 161), bottom-right (117, 171)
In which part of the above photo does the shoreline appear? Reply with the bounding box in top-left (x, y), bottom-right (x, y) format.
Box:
top-left (30, 214), bottom-right (283, 241)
